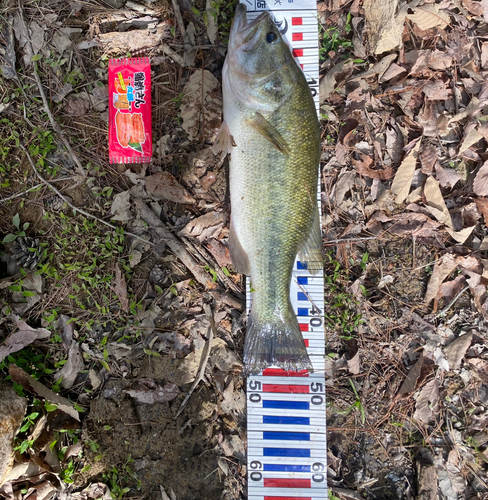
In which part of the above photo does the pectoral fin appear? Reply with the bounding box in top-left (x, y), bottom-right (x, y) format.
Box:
top-left (247, 113), bottom-right (290, 156)
top-left (298, 203), bottom-right (323, 275)
top-left (213, 120), bottom-right (236, 155)
top-left (229, 219), bottom-right (251, 275)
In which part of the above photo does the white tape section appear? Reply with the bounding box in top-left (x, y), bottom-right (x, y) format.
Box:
top-left (240, 1), bottom-right (327, 499)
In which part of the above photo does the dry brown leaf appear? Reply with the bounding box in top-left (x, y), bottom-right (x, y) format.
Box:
top-left (433, 275), bottom-right (466, 313)
top-left (420, 144), bottom-right (437, 174)
top-left (482, 42), bottom-right (488, 70)
top-left (444, 331), bottom-right (473, 370)
top-left (462, 202), bottom-right (481, 227)
top-left (459, 127), bottom-right (483, 154)
top-left (350, 53), bottom-right (397, 81)
top-left (473, 161), bottom-right (488, 196)
top-left (362, 0), bottom-right (407, 54)
top-left (387, 212), bottom-right (442, 239)
top-left (113, 264), bottom-right (129, 313)
top-left (332, 169), bottom-right (356, 206)
top-left (125, 379), bottom-right (180, 404)
top-left (468, 358), bottom-right (488, 384)
top-left (180, 69), bottom-right (222, 142)
top-left (9, 365), bottom-right (79, 421)
top-left (422, 80), bottom-right (451, 100)
top-left (65, 96), bottom-right (89, 116)
top-left (145, 172), bottom-right (196, 204)
top-left (378, 63), bottom-right (406, 83)
top-left (154, 332), bottom-right (192, 358)
top-left (435, 164), bottom-right (461, 189)
top-left (352, 154), bottom-right (395, 179)
top-left (407, 4), bottom-right (450, 30)
top-left (391, 141), bottom-right (420, 204)
top-left (110, 190), bottom-right (132, 222)
top-left (319, 60), bottom-right (354, 102)
top-left (428, 50), bottom-right (453, 70)
top-left (446, 225), bottom-right (476, 244)
top-left (0, 321), bottom-right (51, 363)
top-left (474, 198), bottom-right (488, 227)
top-left (335, 142), bottom-right (349, 166)
top-left (423, 176), bottom-right (453, 228)
top-left (53, 341), bottom-right (84, 389)
top-left (400, 351), bottom-right (424, 394)
top-left (424, 253), bottom-right (458, 305)
top-left (413, 378), bottom-right (440, 423)
top-left (463, 0), bottom-right (484, 15)
top-left (204, 0), bottom-right (218, 44)
top-left (178, 212), bottom-right (225, 241)
top-left (347, 352), bottom-right (360, 375)
top-left (206, 239), bottom-right (232, 268)
top-left (448, 97), bottom-right (480, 124)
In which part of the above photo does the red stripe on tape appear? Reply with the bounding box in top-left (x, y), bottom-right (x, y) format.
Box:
top-left (304, 339), bottom-right (309, 347)
top-left (264, 478), bottom-right (311, 488)
top-left (262, 384), bottom-right (309, 394)
top-left (293, 49), bottom-right (304, 57)
top-left (291, 17), bottom-right (303, 25)
top-left (262, 369), bottom-right (310, 377)
top-left (292, 33), bottom-right (303, 41)
top-left (265, 497), bottom-right (311, 500)
top-left (299, 323), bottom-right (309, 332)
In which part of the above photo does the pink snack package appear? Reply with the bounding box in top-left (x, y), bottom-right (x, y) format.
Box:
top-left (108, 58), bottom-right (152, 163)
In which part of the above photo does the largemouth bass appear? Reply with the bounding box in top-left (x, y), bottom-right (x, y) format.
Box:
top-left (217, 4), bottom-right (322, 374)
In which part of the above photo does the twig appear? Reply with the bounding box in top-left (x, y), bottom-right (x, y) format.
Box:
top-left (324, 236), bottom-right (377, 245)
top-left (18, 1), bottom-right (85, 178)
top-left (171, 0), bottom-right (191, 47)
top-left (18, 143), bottom-right (154, 247)
top-left (0, 176), bottom-right (77, 204)
top-left (175, 303), bottom-right (215, 418)
top-left (433, 286), bottom-right (469, 320)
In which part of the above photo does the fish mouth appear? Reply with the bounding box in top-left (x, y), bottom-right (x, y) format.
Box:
top-left (230, 4), bottom-right (271, 50)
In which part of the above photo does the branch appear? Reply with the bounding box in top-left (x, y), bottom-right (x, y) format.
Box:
top-left (0, 177), bottom-right (77, 204)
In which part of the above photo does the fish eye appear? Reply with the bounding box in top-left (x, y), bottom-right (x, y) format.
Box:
top-left (266, 32), bottom-right (278, 44)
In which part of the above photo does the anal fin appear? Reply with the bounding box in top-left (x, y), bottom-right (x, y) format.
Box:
top-left (298, 203), bottom-right (323, 275)
top-left (229, 220), bottom-right (251, 275)
top-left (213, 120), bottom-right (236, 155)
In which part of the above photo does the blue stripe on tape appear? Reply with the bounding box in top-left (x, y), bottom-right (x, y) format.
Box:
top-left (263, 416), bottom-right (310, 425)
top-left (264, 464), bottom-right (311, 472)
top-left (297, 292), bottom-right (307, 301)
top-left (263, 448), bottom-right (311, 457)
top-left (297, 277), bottom-right (308, 285)
top-left (297, 261), bottom-right (307, 269)
top-left (297, 308), bottom-right (308, 316)
top-left (263, 431), bottom-right (310, 441)
top-left (263, 400), bottom-right (309, 410)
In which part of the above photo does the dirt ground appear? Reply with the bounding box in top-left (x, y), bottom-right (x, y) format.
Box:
top-left (1, 0), bottom-right (488, 499)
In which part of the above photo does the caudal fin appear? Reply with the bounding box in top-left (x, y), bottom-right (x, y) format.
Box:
top-left (243, 308), bottom-right (313, 375)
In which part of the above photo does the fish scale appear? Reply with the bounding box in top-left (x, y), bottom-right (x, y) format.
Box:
top-left (238, 0), bottom-right (327, 498)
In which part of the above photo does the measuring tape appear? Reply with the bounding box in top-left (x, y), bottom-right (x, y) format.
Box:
top-left (242, 1), bottom-right (327, 498)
